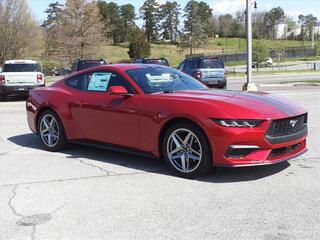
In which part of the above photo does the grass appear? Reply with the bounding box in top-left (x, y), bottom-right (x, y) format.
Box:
top-left (93, 38), bottom-right (318, 67)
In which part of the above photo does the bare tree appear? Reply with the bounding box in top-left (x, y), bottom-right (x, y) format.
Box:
top-left (0, 0), bottom-right (43, 64)
top-left (55, 0), bottom-right (104, 65)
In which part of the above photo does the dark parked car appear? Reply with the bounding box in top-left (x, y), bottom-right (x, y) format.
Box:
top-left (71, 59), bottom-right (107, 73)
top-left (178, 56), bottom-right (227, 88)
top-left (133, 58), bottom-right (170, 66)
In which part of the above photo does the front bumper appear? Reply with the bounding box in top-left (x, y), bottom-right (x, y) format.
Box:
top-left (0, 84), bottom-right (44, 95)
top-left (204, 119), bottom-right (308, 167)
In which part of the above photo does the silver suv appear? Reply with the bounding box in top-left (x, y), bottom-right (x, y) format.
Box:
top-left (178, 56), bottom-right (227, 89)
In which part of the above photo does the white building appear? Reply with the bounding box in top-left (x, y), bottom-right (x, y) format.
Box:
top-left (274, 23), bottom-right (288, 39)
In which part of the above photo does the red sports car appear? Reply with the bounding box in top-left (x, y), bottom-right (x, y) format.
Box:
top-left (26, 64), bottom-right (308, 178)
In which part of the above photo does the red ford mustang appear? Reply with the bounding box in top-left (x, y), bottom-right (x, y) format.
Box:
top-left (26, 64), bottom-right (308, 178)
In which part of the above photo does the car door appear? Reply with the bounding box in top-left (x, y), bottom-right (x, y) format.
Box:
top-left (70, 70), bottom-right (141, 149)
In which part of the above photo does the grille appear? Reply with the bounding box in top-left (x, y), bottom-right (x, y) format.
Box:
top-left (268, 143), bottom-right (301, 159)
top-left (267, 114), bottom-right (307, 137)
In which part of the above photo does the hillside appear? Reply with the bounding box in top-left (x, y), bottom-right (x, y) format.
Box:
top-left (96, 38), bottom-right (316, 67)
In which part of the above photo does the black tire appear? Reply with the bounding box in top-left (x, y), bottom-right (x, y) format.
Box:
top-left (162, 122), bottom-right (212, 178)
top-left (0, 94), bottom-right (7, 101)
top-left (37, 110), bottom-right (68, 151)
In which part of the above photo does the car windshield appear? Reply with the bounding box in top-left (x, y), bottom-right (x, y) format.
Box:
top-left (3, 63), bottom-right (41, 72)
top-left (199, 58), bottom-right (224, 69)
top-left (77, 60), bottom-right (106, 71)
top-left (126, 67), bottom-right (208, 94)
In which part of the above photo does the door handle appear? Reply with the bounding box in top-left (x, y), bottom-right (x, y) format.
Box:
top-left (76, 100), bottom-right (87, 107)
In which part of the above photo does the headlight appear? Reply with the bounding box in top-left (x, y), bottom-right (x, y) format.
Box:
top-left (212, 119), bottom-right (262, 128)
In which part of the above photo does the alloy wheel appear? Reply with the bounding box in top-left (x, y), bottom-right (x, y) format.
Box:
top-left (166, 128), bottom-right (202, 173)
top-left (40, 114), bottom-right (60, 148)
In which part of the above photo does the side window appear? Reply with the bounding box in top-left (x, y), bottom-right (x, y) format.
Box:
top-left (65, 75), bottom-right (85, 90)
top-left (184, 60), bottom-right (194, 70)
top-left (178, 62), bottom-right (185, 71)
top-left (87, 72), bottom-right (111, 92)
top-left (86, 71), bottom-right (135, 94)
top-left (193, 59), bottom-right (200, 69)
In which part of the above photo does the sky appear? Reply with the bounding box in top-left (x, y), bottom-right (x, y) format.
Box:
top-left (27, 0), bottom-right (320, 24)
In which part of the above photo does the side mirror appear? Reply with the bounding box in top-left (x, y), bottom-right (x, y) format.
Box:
top-left (108, 86), bottom-right (129, 95)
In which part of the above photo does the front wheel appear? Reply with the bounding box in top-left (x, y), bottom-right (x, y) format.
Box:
top-left (38, 110), bottom-right (67, 151)
top-left (162, 122), bottom-right (212, 178)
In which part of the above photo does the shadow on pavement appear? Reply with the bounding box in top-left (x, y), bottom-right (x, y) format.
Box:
top-left (1, 95), bottom-right (28, 102)
top-left (8, 133), bottom-right (290, 183)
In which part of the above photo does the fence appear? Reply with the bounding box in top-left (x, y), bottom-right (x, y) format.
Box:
top-left (186, 45), bottom-right (318, 63)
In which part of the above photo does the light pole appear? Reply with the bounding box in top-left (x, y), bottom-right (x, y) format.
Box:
top-left (243, 0), bottom-right (258, 91)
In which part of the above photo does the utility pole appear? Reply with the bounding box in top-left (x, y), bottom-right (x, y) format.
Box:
top-left (312, 25), bottom-right (315, 49)
top-left (243, 0), bottom-right (258, 91)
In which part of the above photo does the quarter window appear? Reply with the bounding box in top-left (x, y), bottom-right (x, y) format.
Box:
top-left (65, 75), bottom-right (84, 90)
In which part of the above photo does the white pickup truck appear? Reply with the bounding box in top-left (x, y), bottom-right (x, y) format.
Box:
top-left (0, 60), bottom-right (45, 100)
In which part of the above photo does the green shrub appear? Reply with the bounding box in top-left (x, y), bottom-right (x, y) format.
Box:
top-left (128, 27), bottom-right (151, 59)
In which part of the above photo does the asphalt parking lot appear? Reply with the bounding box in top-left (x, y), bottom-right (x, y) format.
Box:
top-left (0, 87), bottom-right (319, 240)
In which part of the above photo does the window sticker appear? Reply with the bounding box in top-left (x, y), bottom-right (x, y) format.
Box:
top-left (87, 72), bottom-right (111, 91)
top-left (146, 73), bottom-right (173, 83)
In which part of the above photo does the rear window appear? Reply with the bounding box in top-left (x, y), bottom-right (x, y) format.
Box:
top-left (77, 60), bottom-right (106, 71)
top-left (143, 59), bottom-right (169, 66)
top-left (199, 58), bottom-right (224, 69)
top-left (3, 63), bottom-right (41, 72)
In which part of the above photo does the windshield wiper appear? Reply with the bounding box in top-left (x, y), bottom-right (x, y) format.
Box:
top-left (151, 90), bottom-right (176, 94)
top-left (163, 90), bottom-right (175, 93)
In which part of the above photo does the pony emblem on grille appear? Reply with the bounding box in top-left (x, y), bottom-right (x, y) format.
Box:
top-left (290, 119), bottom-right (298, 128)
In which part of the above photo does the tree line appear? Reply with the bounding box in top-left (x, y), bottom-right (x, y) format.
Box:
top-left (0, 0), bottom-right (318, 65)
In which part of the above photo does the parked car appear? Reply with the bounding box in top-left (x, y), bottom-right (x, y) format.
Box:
top-left (133, 58), bottom-right (170, 66)
top-left (71, 59), bottom-right (107, 73)
top-left (51, 67), bottom-right (71, 76)
top-left (253, 57), bottom-right (273, 68)
top-left (26, 64), bottom-right (308, 178)
top-left (178, 56), bottom-right (227, 88)
top-left (0, 60), bottom-right (45, 101)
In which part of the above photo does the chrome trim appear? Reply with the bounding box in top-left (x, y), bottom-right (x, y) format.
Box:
top-left (229, 145), bottom-right (260, 149)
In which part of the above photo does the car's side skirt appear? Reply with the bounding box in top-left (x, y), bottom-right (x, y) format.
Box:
top-left (70, 140), bottom-right (158, 159)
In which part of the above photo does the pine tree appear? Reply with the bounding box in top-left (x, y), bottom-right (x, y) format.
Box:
top-left (160, 1), bottom-right (180, 43)
top-left (140, 0), bottom-right (160, 42)
top-left (119, 4), bottom-right (136, 42)
top-left (42, 1), bottom-right (63, 58)
top-left (180, 0), bottom-right (207, 55)
top-left (98, 1), bottom-right (121, 45)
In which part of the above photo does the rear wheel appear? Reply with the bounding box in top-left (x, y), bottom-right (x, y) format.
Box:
top-left (0, 94), bottom-right (7, 101)
top-left (38, 110), bottom-right (67, 151)
top-left (162, 122), bottom-right (212, 178)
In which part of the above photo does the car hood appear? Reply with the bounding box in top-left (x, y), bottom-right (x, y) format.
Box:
top-left (155, 89), bottom-right (306, 119)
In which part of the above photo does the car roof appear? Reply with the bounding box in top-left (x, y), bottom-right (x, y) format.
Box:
top-left (76, 59), bottom-right (105, 62)
top-left (187, 56), bottom-right (221, 60)
top-left (4, 60), bottom-right (38, 64)
top-left (66, 63), bottom-right (168, 78)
